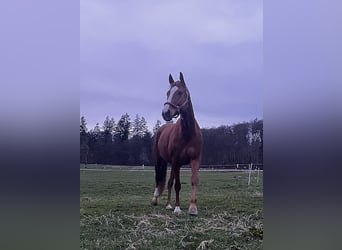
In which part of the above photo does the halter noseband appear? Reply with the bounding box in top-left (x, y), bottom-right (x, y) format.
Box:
top-left (164, 91), bottom-right (189, 119)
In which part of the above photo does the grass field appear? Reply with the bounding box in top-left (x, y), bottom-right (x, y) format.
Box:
top-left (80, 165), bottom-right (263, 250)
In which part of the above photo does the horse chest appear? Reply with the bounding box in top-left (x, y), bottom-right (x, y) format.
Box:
top-left (179, 149), bottom-right (191, 164)
top-left (172, 145), bottom-right (197, 165)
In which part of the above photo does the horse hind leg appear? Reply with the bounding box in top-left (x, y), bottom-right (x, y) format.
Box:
top-left (165, 170), bottom-right (174, 209)
top-left (173, 167), bottom-right (182, 214)
top-left (188, 159), bottom-right (200, 216)
top-left (151, 159), bottom-right (167, 206)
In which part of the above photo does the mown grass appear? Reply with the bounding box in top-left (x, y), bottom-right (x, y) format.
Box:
top-left (80, 166), bottom-right (263, 250)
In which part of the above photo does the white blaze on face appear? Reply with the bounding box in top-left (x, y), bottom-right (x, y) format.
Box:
top-left (162, 86), bottom-right (178, 113)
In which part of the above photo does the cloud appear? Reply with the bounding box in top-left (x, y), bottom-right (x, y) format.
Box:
top-left (80, 1), bottom-right (263, 129)
top-left (81, 0), bottom-right (262, 49)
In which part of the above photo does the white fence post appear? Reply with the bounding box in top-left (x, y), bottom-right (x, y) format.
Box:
top-left (257, 167), bottom-right (260, 184)
top-left (248, 163), bottom-right (252, 186)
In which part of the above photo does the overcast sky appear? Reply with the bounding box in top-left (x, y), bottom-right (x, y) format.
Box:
top-left (80, 0), bottom-right (263, 131)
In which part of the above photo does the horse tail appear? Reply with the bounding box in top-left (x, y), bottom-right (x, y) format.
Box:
top-left (153, 127), bottom-right (167, 196)
top-left (155, 159), bottom-right (167, 195)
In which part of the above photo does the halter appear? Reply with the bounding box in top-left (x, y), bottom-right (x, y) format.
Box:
top-left (164, 90), bottom-right (189, 119)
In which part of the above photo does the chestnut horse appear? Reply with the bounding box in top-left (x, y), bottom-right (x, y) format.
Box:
top-left (151, 72), bottom-right (202, 216)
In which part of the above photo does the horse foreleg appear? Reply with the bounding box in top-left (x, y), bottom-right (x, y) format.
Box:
top-left (188, 159), bottom-right (200, 216)
top-left (166, 169), bottom-right (174, 209)
top-left (151, 187), bottom-right (159, 205)
top-left (174, 167), bottom-right (182, 214)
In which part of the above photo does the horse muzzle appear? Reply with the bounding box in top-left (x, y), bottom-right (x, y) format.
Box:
top-left (162, 107), bottom-right (180, 121)
top-left (162, 109), bottom-right (172, 121)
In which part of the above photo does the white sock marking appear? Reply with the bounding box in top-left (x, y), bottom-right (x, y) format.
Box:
top-left (174, 206), bottom-right (182, 214)
top-left (151, 197), bottom-right (157, 204)
top-left (153, 188), bottom-right (159, 197)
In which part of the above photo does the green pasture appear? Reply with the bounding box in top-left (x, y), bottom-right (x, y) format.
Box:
top-left (80, 165), bottom-right (263, 250)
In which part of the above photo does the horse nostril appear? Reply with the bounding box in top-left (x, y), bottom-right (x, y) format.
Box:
top-left (162, 110), bottom-right (171, 121)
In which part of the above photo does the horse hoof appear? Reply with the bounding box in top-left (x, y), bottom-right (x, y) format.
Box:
top-left (166, 204), bottom-right (173, 210)
top-left (151, 197), bottom-right (158, 206)
top-left (173, 206), bottom-right (182, 214)
top-left (188, 207), bottom-right (198, 216)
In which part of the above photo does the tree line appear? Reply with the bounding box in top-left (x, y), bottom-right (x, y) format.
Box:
top-left (80, 114), bottom-right (263, 167)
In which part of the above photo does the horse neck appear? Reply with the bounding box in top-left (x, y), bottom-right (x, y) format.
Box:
top-left (179, 97), bottom-right (196, 140)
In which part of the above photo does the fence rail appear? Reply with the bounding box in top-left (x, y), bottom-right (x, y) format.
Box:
top-left (80, 163), bottom-right (263, 170)
top-left (199, 163), bottom-right (263, 170)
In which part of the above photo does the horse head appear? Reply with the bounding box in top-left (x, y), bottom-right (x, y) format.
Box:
top-left (162, 72), bottom-right (189, 121)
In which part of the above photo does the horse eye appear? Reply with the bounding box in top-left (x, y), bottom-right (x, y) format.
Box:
top-left (178, 92), bottom-right (183, 96)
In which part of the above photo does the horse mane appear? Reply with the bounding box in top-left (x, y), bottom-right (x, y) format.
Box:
top-left (179, 92), bottom-right (196, 141)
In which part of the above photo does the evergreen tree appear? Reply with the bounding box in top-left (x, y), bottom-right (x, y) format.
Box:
top-left (139, 116), bottom-right (148, 136)
top-left (80, 116), bottom-right (89, 163)
top-left (102, 116), bottom-right (115, 143)
top-left (80, 116), bottom-right (88, 133)
top-left (132, 114), bottom-right (140, 137)
top-left (132, 114), bottom-right (149, 138)
top-left (114, 113), bottom-right (131, 141)
top-left (153, 120), bottom-right (162, 136)
top-left (80, 113), bottom-right (263, 167)
top-left (92, 123), bottom-right (101, 135)
top-left (100, 116), bottom-right (115, 162)
top-left (102, 116), bottom-right (115, 134)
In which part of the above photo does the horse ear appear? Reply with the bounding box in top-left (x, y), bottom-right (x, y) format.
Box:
top-left (169, 74), bottom-right (174, 84)
top-left (179, 72), bottom-right (185, 84)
